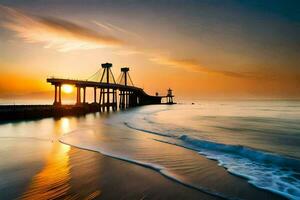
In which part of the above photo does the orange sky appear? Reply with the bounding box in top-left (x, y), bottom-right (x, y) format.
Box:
top-left (0, 1), bottom-right (299, 101)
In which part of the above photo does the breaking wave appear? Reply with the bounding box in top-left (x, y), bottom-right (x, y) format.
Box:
top-left (125, 122), bottom-right (300, 200)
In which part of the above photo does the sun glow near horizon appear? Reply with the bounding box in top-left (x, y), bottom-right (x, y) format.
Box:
top-left (62, 85), bottom-right (73, 94)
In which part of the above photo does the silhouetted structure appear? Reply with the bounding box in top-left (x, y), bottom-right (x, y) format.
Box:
top-left (98, 63), bottom-right (117, 111)
top-left (47, 62), bottom-right (167, 111)
top-left (0, 63), bottom-right (176, 121)
top-left (53, 83), bottom-right (62, 106)
top-left (166, 88), bottom-right (174, 104)
top-left (119, 67), bottom-right (136, 109)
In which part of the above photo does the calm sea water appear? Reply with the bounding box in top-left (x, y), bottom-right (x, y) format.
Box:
top-left (0, 100), bottom-right (299, 199)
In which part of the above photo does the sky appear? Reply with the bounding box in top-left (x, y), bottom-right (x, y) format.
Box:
top-left (0, 0), bottom-right (299, 101)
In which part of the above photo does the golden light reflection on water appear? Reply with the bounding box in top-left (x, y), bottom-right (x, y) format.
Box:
top-left (21, 118), bottom-right (74, 199)
top-left (21, 142), bottom-right (73, 200)
top-left (21, 117), bottom-right (101, 200)
top-left (51, 117), bottom-right (74, 140)
top-left (61, 117), bottom-right (71, 133)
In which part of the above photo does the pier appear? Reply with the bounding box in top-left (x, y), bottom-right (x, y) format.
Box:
top-left (47, 63), bottom-right (171, 110)
top-left (0, 63), bottom-right (175, 120)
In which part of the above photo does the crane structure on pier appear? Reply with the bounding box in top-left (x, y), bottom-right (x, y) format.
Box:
top-left (47, 63), bottom-right (175, 111)
top-left (98, 63), bottom-right (117, 111)
top-left (118, 67), bottom-right (136, 109)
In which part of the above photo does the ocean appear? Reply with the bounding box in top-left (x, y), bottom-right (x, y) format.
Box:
top-left (0, 100), bottom-right (299, 199)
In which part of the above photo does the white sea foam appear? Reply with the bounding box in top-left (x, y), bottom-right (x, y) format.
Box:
top-left (178, 135), bottom-right (300, 168)
top-left (175, 135), bottom-right (300, 200)
top-left (124, 121), bottom-right (300, 200)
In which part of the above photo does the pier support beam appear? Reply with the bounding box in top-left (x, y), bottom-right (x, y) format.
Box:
top-left (83, 87), bottom-right (86, 104)
top-left (58, 84), bottom-right (61, 105)
top-left (94, 87), bottom-right (97, 103)
top-left (119, 90), bottom-right (126, 109)
top-left (53, 84), bottom-right (61, 106)
top-left (76, 86), bottom-right (81, 105)
top-left (99, 88), bottom-right (103, 104)
top-left (112, 89), bottom-right (117, 111)
top-left (126, 91), bottom-right (129, 108)
top-left (54, 85), bottom-right (57, 105)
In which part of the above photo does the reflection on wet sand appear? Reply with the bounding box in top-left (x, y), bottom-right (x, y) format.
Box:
top-left (16, 114), bottom-right (207, 200)
top-left (22, 118), bottom-right (75, 199)
top-left (20, 117), bottom-right (102, 200)
top-left (21, 142), bottom-right (73, 199)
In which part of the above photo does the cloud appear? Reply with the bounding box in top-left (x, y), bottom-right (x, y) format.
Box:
top-left (150, 56), bottom-right (265, 79)
top-left (93, 20), bottom-right (142, 39)
top-left (0, 5), bottom-right (124, 52)
top-left (0, 5), bottom-right (266, 80)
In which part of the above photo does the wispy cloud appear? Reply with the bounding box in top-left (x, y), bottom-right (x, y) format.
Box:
top-left (93, 20), bottom-right (142, 39)
top-left (0, 5), bottom-right (124, 52)
top-left (150, 56), bottom-right (265, 79)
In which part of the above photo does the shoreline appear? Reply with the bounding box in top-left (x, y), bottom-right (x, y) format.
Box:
top-left (59, 137), bottom-right (286, 200)
top-left (1, 139), bottom-right (218, 200)
top-left (59, 140), bottom-right (229, 200)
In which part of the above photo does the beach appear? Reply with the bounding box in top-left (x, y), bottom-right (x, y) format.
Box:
top-left (16, 142), bottom-right (216, 200)
top-left (1, 101), bottom-right (299, 199)
top-left (0, 141), bottom-right (283, 200)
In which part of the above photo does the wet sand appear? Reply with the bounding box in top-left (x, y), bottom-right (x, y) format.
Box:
top-left (18, 142), bottom-right (218, 200)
